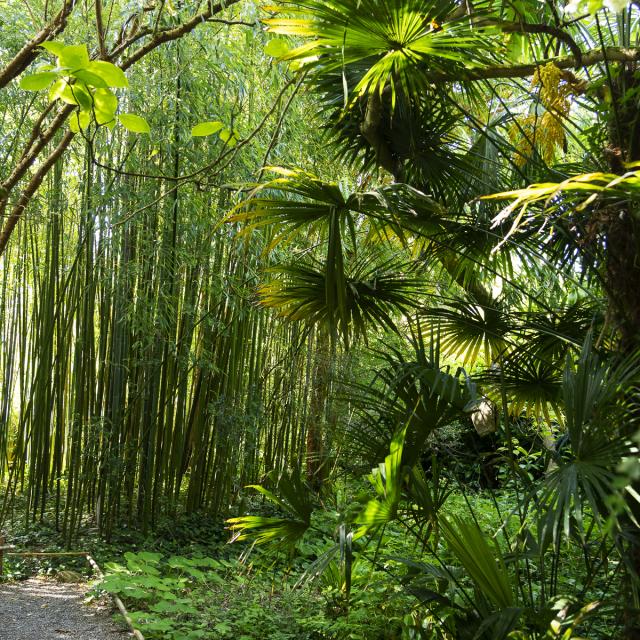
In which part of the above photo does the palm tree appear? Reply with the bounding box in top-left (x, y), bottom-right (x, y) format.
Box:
top-left (228, 1), bottom-right (640, 636)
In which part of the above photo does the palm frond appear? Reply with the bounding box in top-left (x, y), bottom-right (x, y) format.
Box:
top-left (356, 423), bottom-right (408, 535)
top-left (266, 0), bottom-right (493, 104)
top-left (479, 348), bottom-right (564, 424)
top-left (439, 514), bottom-right (515, 610)
top-left (227, 167), bottom-right (349, 249)
top-left (516, 299), bottom-right (604, 360)
top-left (539, 336), bottom-right (640, 542)
top-left (344, 328), bottom-right (476, 465)
top-left (259, 253), bottom-right (425, 345)
top-left (227, 468), bottom-right (314, 549)
top-left (422, 298), bottom-right (514, 366)
top-left (485, 164), bottom-right (640, 250)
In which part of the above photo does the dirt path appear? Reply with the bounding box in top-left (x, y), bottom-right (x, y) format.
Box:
top-left (0, 577), bottom-right (130, 640)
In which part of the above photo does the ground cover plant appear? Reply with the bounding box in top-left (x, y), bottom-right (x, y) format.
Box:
top-left (1, 0), bottom-right (640, 638)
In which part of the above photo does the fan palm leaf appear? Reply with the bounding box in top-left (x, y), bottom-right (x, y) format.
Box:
top-left (439, 514), bottom-right (515, 610)
top-left (229, 171), bottom-right (452, 342)
top-left (227, 468), bottom-right (314, 549)
top-left (266, 0), bottom-right (493, 105)
top-left (228, 167), bottom-right (351, 249)
top-left (344, 328), bottom-right (476, 465)
top-left (228, 168), bottom-right (446, 244)
top-left (422, 298), bottom-right (514, 366)
top-left (516, 299), bottom-right (604, 361)
top-left (259, 253), bottom-right (426, 345)
top-left (479, 348), bottom-right (564, 424)
top-left (538, 336), bottom-right (640, 542)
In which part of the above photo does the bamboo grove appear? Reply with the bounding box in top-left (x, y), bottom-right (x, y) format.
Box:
top-left (3, 0), bottom-right (640, 637)
top-left (0, 4), bottom-right (348, 541)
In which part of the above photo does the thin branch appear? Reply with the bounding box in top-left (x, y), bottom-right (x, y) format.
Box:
top-left (95, 0), bottom-right (107, 59)
top-left (0, 103), bottom-right (75, 203)
top-left (258, 74), bottom-right (305, 180)
top-left (110, 77), bottom-right (300, 224)
top-left (119, 0), bottom-right (242, 70)
top-left (206, 18), bottom-right (256, 27)
top-left (433, 47), bottom-right (640, 82)
top-left (493, 21), bottom-right (583, 66)
top-left (0, 0), bottom-right (76, 89)
top-left (0, 130), bottom-right (74, 256)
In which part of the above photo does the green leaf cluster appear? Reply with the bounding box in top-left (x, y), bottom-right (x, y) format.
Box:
top-left (19, 42), bottom-right (149, 134)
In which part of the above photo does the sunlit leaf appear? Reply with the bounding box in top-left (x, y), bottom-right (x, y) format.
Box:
top-left (19, 72), bottom-right (57, 91)
top-left (58, 44), bottom-right (90, 70)
top-left (72, 69), bottom-right (109, 88)
top-left (48, 78), bottom-right (66, 101)
top-left (88, 60), bottom-right (129, 87)
top-left (264, 38), bottom-right (290, 57)
top-left (119, 113), bottom-right (151, 134)
top-left (69, 109), bottom-right (91, 133)
top-left (58, 81), bottom-right (92, 110)
top-left (219, 128), bottom-right (238, 146)
top-left (191, 121), bottom-right (224, 137)
top-left (94, 88), bottom-right (118, 124)
top-left (40, 41), bottom-right (66, 57)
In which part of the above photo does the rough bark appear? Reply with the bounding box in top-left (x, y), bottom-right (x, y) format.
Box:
top-left (601, 67), bottom-right (640, 640)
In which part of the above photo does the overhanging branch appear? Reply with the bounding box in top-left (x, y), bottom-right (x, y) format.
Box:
top-left (0, 0), bottom-right (76, 89)
top-left (433, 47), bottom-right (640, 82)
top-left (495, 21), bottom-right (583, 66)
top-left (0, 0), bottom-right (243, 257)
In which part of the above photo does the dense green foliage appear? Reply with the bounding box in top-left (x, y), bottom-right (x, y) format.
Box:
top-left (2, 0), bottom-right (640, 638)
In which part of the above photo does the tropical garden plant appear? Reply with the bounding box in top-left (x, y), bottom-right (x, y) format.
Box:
top-left (225, 1), bottom-right (640, 638)
top-left (1, 0), bottom-right (640, 639)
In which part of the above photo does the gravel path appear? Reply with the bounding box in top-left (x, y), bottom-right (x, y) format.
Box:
top-left (0, 578), bottom-right (130, 640)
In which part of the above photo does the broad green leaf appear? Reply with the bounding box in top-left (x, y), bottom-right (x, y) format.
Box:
top-left (219, 128), bottom-right (238, 146)
top-left (119, 113), bottom-right (150, 134)
top-left (58, 82), bottom-right (92, 110)
top-left (150, 599), bottom-right (198, 615)
top-left (40, 41), bottom-right (66, 57)
top-left (19, 72), bottom-right (57, 91)
top-left (94, 88), bottom-right (118, 125)
top-left (58, 44), bottom-right (90, 70)
top-left (191, 121), bottom-right (224, 137)
top-left (94, 88), bottom-right (117, 113)
top-left (69, 109), bottom-right (91, 133)
top-left (88, 60), bottom-right (129, 88)
top-left (58, 83), bottom-right (77, 105)
top-left (72, 69), bottom-right (108, 88)
top-left (49, 78), bottom-right (66, 102)
top-left (137, 551), bottom-right (162, 563)
top-left (95, 110), bottom-right (115, 126)
top-left (264, 38), bottom-right (289, 57)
